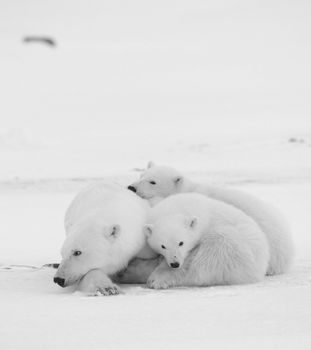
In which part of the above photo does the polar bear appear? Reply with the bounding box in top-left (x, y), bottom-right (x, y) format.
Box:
top-left (128, 162), bottom-right (294, 275)
top-left (143, 193), bottom-right (270, 289)
top-left (54, 183), bottom-right (149, 295)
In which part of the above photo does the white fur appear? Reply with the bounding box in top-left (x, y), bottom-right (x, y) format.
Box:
top-left (145, 193), bottom-right (270, 289)
top-left (130, 163), bottom-right (294, 275)
top-left (55, 182), bottom-right (149, 294)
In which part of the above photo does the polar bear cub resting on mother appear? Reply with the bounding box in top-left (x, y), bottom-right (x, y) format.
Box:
top-left (128, 162), bottom-right (294, 275)
top-left (144, 193), bottom-right (269, 289)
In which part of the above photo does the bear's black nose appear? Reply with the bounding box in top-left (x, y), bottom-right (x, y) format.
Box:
top-left (127, 185), bottom-right (137, 193)
top-left (170, 262), bottom-right (180, 269)
top-left (53, 277), bottom-right (66, 287)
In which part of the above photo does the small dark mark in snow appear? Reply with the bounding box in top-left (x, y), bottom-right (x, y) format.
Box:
top-left (288, 137), bottom-right (305, 143)
top-left (23, 36), bottom-right (57, 47)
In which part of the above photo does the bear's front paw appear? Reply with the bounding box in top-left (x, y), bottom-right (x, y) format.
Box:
top-left (147, 276), bottom-right (173, 290)
top-left (94, 285), bottom-right (121, 296)
top-left (77, 270), bottom-right (122, 296)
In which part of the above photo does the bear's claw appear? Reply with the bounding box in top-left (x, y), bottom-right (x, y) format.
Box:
top-left (95, 286), bottom-right (120, 296)
top-left (147, 278), bottom-right (172, 290)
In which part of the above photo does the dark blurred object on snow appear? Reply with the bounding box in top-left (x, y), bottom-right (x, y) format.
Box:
top-left (22, 36), bottom-right (56, 47)
top-left (288, 137), bottom-right (305, 143)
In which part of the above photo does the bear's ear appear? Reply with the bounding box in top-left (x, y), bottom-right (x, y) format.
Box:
top-left (143, 224), bottom-right (153, 237)
top-left (105, 224), bottom-right (121, 241)
top-left (147, 161), bottom-right (155, 169)
top-left (173, 176), bottom-right (183, 187)
top-left (188, 217), bottom-right (198, 229)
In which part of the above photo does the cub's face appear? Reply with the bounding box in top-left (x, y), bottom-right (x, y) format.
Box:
top-left (145, 215), bottom-right (198, 269)
top-left (54, 220), bottom-right (121, 287)
top-left (128, 163), bottom-right (183, 199)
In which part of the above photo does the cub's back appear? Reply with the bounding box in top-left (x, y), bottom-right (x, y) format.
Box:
top-left (149, 192), bottom-right (212, 223)
top-left (149, 192), bottom-right (266, 243)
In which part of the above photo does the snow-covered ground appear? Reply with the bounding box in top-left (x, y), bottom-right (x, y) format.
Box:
top-left (0, 0), bottom-right (311, 180)
top-left (1, 259), bottom-right (311, 350)
top-left (1, 0), bottom-right (311, 349)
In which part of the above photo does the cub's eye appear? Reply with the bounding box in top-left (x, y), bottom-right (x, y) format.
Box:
top-left (161, 245), bottom-right (166, 249)
top-left (149, 181), bottom-right (156, 185)
top-left (179, 242), bottom-right (184, 246)
top-left (73, 250), bottom-right (82, 256)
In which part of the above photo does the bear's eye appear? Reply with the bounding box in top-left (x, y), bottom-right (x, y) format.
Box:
top-left (73, 250), bottom-right (82, 256)
top-left (149, 181), bottom-right (156, 185)
top-left (161, 245), bottom-right (166, 249)
top-left (179, 242), bottom-right (184, 246)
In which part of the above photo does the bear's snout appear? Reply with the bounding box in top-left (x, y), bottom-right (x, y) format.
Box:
top-left (54, 277), bottom-right (66, 287)
top-left (170, 262), bottom-right (180, 269)
top-left (127, 185), bottom-right (137, 193)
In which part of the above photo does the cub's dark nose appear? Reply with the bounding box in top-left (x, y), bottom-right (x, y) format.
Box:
top-left (53, 277), bottom-right (65, 287)
top-left (127, 185), bottom-right (137, 193)
top-left (170, 262), bottom-right (180, 269)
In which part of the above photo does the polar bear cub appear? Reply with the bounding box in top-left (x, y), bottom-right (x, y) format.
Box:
top-left (129, 162), bottom-right (294, 275)
top-left (144, 193), bottom-right (270, 289)
top-left (54, 182), bottom-right (149, 295)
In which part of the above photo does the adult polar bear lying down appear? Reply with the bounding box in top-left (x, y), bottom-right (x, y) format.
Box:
top-left (54, 183), bottom-right (150, 295)
top-left (128, 162), bottom-right (294, 275)
top-left (133, 193), bottom-right (270, 288)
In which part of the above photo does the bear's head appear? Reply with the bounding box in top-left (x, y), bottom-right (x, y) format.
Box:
top-left (128, 162), bottom-right (184, 199)
top-left (144, 214), bottom-right (199, 269)
top-left (54, 216), bottom-right (123, 288)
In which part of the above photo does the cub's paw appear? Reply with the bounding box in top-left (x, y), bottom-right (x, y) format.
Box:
top-left (147, 276), bottom-right (173, 290)
top-left (94, 285), bottom-right (121, 296)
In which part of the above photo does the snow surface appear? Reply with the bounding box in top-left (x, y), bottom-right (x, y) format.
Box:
top-left (1, 0), bottom-right (311, 349)
top-left (0, 0), bottom-right (311, 179)
top-left (1, 260), bottom-right (311, 350)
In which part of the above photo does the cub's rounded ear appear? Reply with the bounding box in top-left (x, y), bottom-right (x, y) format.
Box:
top-left (143, 224), bottom-right (153, 237)
top-left (106, 224), bottom-right (121, 241)
top-left (173, 176), bottom-right (183, 186)
top-left (188, 217), bottom-right (198, 229)
top-left (147, 161), bottom-right (155, 169)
